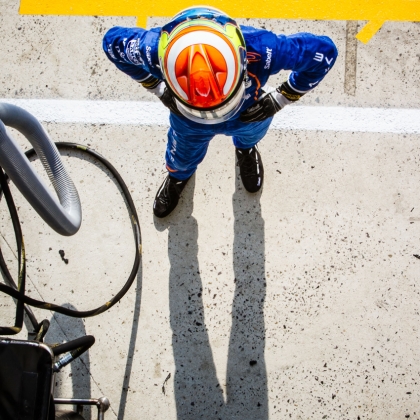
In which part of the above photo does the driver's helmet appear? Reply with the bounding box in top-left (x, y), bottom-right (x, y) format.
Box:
top-left (158, 6), bottom-right (247, 124)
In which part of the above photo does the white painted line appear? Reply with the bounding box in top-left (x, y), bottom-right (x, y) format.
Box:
top-left (1, 98), bottom-right (419, 134)
top-left (271, 106), bottom-right (420, 134)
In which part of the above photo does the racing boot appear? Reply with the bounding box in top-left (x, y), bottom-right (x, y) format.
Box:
top-left (235, 145), bottom-right (264, 193)
top-left (153, 174), bottom-right (191, 218)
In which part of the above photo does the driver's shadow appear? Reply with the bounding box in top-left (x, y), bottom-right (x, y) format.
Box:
top-left (154, 171), bottom-right (267, 420)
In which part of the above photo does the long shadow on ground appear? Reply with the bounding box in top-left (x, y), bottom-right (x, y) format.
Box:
top-left (49, 303), bottom-right (93, 420)
top-left (158, 171), bottom-right (267, 420)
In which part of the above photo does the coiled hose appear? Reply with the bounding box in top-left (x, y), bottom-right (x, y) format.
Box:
top-left (0, 103), bottom-right (81, 236)
top-left (0, 111), bottom-right (142, 335)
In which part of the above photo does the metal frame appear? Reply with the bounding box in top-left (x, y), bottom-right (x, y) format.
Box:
top-left (54, 397), bottom-right (110, 420)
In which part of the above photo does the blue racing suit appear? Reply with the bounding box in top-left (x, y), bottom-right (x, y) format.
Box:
top-left (103, 26), bottom-right (338, 180)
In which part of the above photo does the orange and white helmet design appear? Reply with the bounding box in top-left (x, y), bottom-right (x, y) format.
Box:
top-left (158, 6), bottom-right (247, 124)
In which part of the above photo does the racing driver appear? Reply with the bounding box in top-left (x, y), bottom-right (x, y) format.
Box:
top-left (103, 6), bottom-right (338, 217)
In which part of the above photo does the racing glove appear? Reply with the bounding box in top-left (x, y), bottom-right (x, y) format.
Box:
top-left (239, 81), bottom-right (306, 123)
top-left (140, 76), bottom-right (182, 116)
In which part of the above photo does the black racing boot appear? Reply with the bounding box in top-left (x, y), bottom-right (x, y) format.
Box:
top-left (235, 146), bottom-right (264, 193)
top-left (153, 174), bottom-right (191, 218)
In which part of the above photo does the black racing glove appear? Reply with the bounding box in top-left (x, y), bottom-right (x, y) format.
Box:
top-left (140, 76), bottom-right (182, 116)
top-left (159, 86), bottom-right (182, 116)
top-left (239, 89), bottom-right (282, 123)
top-left (239, 81), bottom-right (306, 123)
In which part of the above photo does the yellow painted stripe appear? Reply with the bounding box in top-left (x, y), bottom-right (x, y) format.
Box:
top-left (356, 19), bottom-right (387, 43)
top-left (19, 0), bottom-right (420, 42)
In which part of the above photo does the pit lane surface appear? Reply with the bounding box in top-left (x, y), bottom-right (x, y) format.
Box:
top-left (1, 5), bottom-right (420, 419)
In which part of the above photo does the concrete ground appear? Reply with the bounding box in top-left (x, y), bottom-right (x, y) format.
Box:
top-left (1, 1), bottom-right (420, 419)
